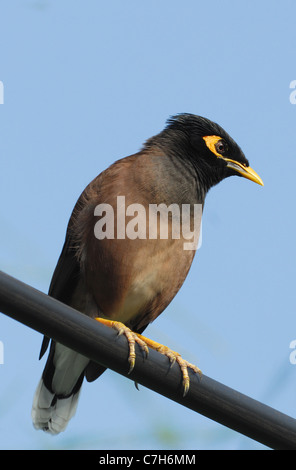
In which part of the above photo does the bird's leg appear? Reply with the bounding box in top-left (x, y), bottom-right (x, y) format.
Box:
top-left (95, 317), bottom-right (202, 396)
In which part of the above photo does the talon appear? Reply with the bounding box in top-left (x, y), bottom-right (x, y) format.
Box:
top-left (183, 381), bottom-right (190, 397)
top-left (133, 333), bottom-right (202, 396)
top-left (141, 343), bottom-right (149, 359)
top-left (169, 355), bottom-right (177, 369)
top-left (95, 318), bottom-right (149, 374)
top-left (134, 381), bottom-right (140, 391)
top-left (128, 355), bottom-right (136, 374)
top-left (174, 355), bottom-right (202, 396)
top-left (94, 316), bottom-right (202, 396)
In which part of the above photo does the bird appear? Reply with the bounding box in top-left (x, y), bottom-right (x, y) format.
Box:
top-left (32, 113), bottom-right (263, 434)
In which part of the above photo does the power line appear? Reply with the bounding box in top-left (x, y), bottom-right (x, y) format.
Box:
top-left (0, 270), bottom-right (295, 449)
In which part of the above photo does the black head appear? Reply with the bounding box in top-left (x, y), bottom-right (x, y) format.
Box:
top-left (150, 113), bottom-right (263, 191)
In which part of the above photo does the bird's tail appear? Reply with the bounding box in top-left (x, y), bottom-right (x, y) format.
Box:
top-left (31, 342), bottom-right (89, 434)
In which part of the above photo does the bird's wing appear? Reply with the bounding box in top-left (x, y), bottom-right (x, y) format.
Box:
top-left (39, 230), bottom-right (81, 359)
top-left (40, 226), bottom-right (108, 381)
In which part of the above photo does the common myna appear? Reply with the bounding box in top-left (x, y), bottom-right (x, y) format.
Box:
top-left (32, 113), bottom-right (263, 434)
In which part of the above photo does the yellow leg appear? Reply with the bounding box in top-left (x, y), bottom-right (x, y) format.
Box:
top-left (95, 317), bottom-right (202, 396)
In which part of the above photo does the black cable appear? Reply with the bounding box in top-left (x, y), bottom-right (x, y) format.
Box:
top-left (0, 270), bottom-right (295, 449)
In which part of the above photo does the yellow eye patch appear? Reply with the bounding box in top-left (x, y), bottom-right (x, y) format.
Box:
top-left (202, 135), bottom-right (223, 158)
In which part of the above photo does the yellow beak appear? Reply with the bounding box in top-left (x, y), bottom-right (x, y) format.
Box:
top-left (224, 158), bottom-right (264, 186)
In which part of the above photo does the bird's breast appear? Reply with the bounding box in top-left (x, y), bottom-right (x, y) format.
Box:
top-left (86, 235), bottom-right (196, 329)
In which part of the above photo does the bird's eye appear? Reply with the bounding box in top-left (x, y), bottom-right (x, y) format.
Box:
top-left (215, 140), bottom-right (228, 155)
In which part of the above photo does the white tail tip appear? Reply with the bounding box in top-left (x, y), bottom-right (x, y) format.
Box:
top-left (32, 379), bottom-right (81, 435)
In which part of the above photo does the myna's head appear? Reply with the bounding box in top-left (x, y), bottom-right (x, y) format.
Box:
top-left (161, 113), bottom-right (263, 189)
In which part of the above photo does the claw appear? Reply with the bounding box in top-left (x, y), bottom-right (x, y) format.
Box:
top-left (116, 327), bottom-right (125, 336)
top-left (176, 358), bottom-right (202, 397)
top-left (94, 316), bottom-right (201, 396)
top-left (128, 352), bottom-right (136, 374)
top-left (134, 381), bottom-right (140, 391)
top-left (168, 354), bottom-right (177, 369)
top-left (156, 346), bottom-right (202, 396)
top-left (95, 318), bottom-right (149, 374)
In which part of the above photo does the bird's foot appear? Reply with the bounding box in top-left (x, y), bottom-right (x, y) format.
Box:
top-left (95, 317), bottom-right (202, 396)
top-left (94, 318), bottom-right (149, 374)
top-left (137, 336), bottom-right (202, 396)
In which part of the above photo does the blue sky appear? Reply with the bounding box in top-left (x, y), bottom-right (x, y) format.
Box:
top-left (0, 0), bottom-right (296, 450)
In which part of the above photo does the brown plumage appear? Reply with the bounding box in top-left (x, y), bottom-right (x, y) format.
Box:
top-left (32, 113), bottom-right (263, 434)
